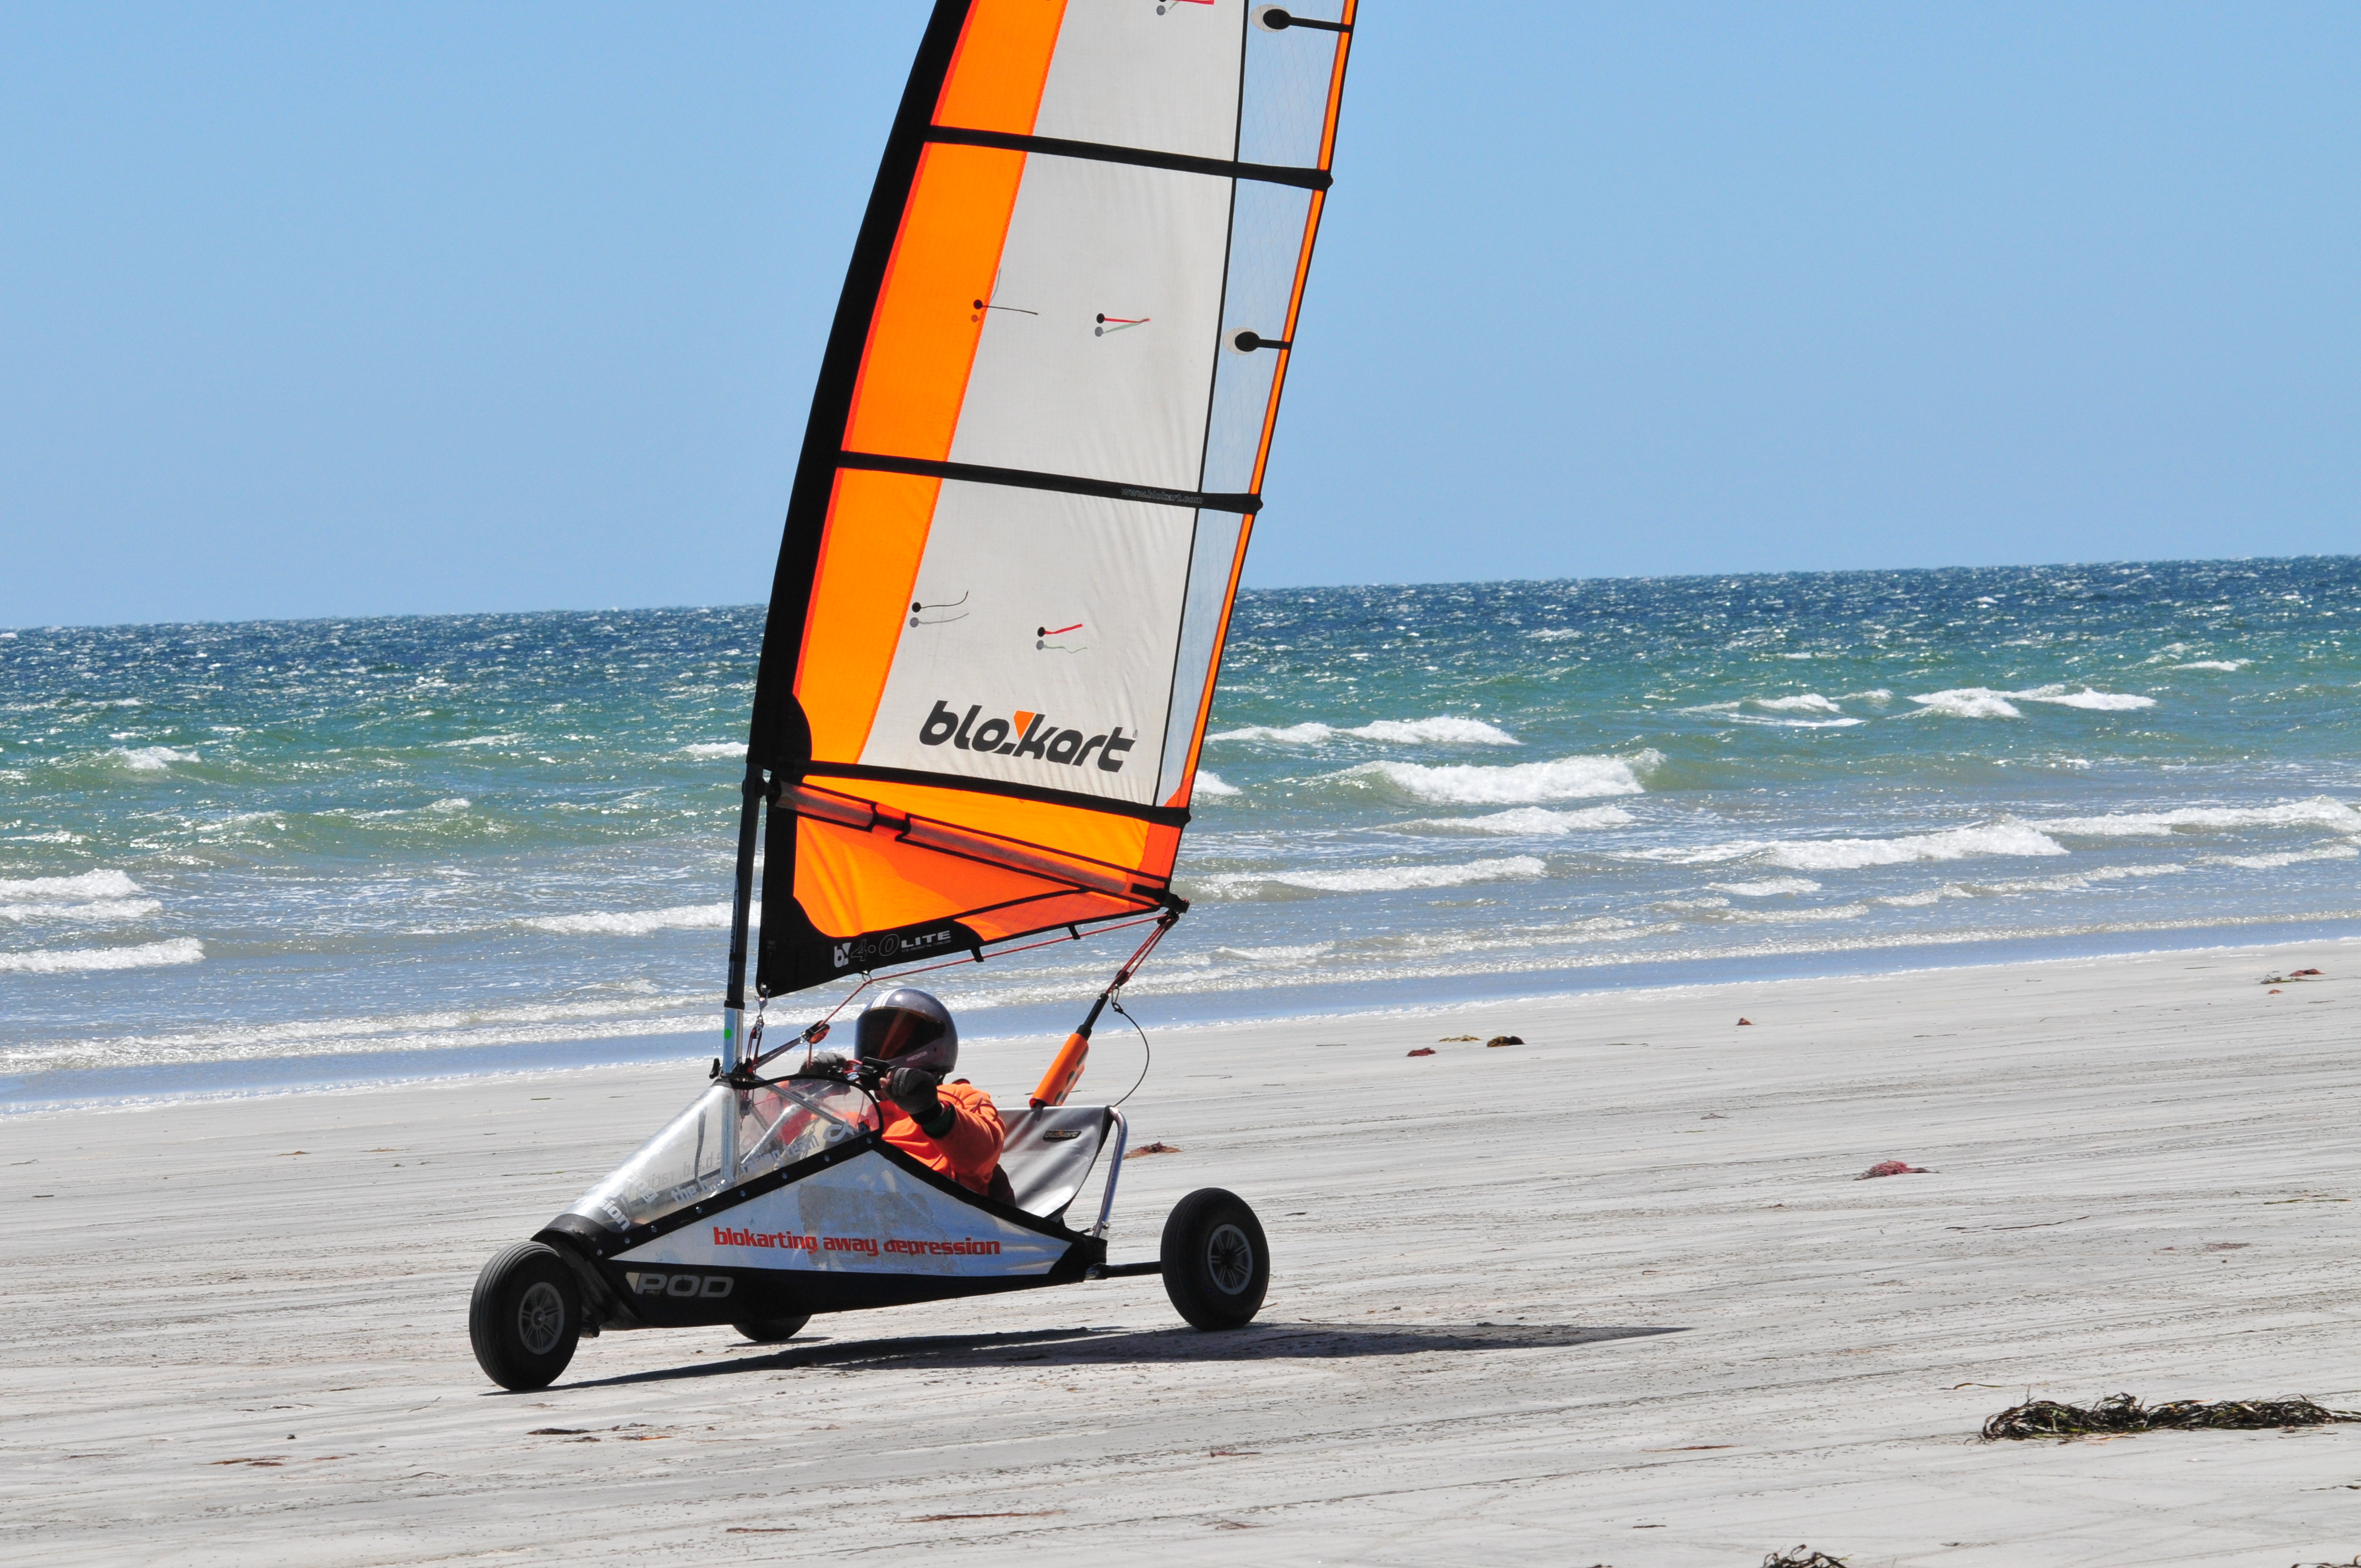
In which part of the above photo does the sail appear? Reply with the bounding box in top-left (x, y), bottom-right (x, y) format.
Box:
top-left (739, 0), bottom-right (1357, 1001)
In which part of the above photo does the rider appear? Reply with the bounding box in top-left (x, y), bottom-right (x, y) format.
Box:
top-left (852, 988), bottom-right (1009, 1200)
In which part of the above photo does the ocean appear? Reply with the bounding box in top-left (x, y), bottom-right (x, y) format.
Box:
top-left (4, 557), bottom-right (2355, 1110)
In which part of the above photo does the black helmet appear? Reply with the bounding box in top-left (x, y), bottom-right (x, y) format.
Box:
top-left (853, 988), bottom-right (958, 1075)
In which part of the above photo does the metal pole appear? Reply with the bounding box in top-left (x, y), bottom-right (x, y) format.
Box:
top-left (721, 764), bottom-right (765, 1074)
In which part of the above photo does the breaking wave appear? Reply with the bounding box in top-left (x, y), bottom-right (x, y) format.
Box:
top-left (1910, 685), bottom-right (2156, 718)
top-left (1643, 821), bottom-right (2069, 870)
top-left (679, 742), bottom-right (744, 760)
top-left (1333, 751), bottom-right (1660, 805)
top-left (0, 870), bottom-right (144, 901)
top-left (2041, 798), bottom-right (2361, 837)
top-left (110, 746), bottom-right (199, 771)
top-left (1711, 877), bottom-right (1823, 896)
top-left (0, 938), bottom-right (204, 974)
top-left (1397, 805), bottom-right (1636, 836)
top-left (1210, 715), bottom-right (1518, 747)
top-left (1188, 855), bottom-right (1547, 900)
top-left (524, 902), bottom-right (732, 936)
top-left (1192, 769), bottom-right (1241, 798)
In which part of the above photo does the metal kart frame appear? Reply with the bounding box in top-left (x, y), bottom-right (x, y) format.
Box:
top-left (534, 1086), bottom-right (1144, 1337)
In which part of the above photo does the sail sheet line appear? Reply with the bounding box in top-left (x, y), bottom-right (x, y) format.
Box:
top-left (922, 124), bottom-right (1332, 192)
top-left (835, 450), bottom-right (1260, 515)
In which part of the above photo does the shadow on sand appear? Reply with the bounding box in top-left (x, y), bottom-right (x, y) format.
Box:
top-left (556, 1320), bottom-right (1686, 1390)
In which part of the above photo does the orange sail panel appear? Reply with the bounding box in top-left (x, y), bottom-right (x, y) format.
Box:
top-left (744, 0), bottom-right (1357, 997)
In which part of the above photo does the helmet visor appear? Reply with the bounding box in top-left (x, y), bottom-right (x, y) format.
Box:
top-left (854, 1003), bottom-right (946, 1064)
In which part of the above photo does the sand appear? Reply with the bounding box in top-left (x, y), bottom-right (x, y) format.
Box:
top-left (6, 937), bottom-right (2358, 1566)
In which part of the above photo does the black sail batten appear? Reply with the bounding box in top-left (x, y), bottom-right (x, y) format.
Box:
top-left (731, 1), bottom-right (972, 1012)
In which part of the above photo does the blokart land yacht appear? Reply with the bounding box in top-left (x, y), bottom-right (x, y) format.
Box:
top-left (466, 0), bottom-right (1358, 1391)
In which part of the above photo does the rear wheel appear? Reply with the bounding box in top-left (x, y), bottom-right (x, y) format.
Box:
top-left (1161, 1188), bottom-right (1270, 1330)
top-left (732, 1314), bottom-right (812, 1344)
top-left (469, 1242), bottom-right (581, 1391)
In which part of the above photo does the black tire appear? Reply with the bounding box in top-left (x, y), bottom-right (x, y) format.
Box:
top-left (731, 1314), bottom-right (812, 1344)
top-left (1161, 1188), bottom-right (1270, 1330)
top-left (469, 1242), bottom-right (581, 1391)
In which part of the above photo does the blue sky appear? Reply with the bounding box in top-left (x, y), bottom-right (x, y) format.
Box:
top-left (3, 3), bottom-right (2355, 628)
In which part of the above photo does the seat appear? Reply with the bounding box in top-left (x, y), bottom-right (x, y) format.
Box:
top-left (993, 1104), bottom-right (1115, 1221)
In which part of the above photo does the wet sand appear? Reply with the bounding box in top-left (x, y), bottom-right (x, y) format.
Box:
top-left (6, 937), bottom-right (2358, 1565)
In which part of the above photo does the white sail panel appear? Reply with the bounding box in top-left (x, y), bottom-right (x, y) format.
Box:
top-left (1029, 0), bottom-right (1245, 160)
top-left (949, 156), bottom-right (1231, 490)
top-left (857, 480), bottom-right (1195, 807)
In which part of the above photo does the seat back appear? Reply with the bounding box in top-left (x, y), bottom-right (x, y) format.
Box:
top-left (994, 1104), bottom-right (1114, 1221)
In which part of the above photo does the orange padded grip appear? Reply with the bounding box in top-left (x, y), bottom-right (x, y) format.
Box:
top-left (1030, 1032), bottom-right (1090, 1109)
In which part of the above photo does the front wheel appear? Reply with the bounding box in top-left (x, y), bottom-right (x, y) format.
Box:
top-left (469, 1242), bottom-right (581, 1391)
top-left (1161, 1188), bottom-right (1270, 1330)
top-left (732, 1314), bottom-right (812, 1344)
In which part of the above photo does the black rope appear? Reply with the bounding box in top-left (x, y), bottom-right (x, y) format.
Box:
top-left (1107, 994), bottom-right (1152, 1108)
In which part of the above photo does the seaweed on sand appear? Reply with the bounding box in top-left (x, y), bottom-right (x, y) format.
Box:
top-left (1981, 1392), bottom-right (2361, 1440)
top-left (1762, 1549), bottom-right (1847, 1567)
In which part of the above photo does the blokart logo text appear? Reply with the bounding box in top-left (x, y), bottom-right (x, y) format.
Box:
top-left (920, 702), bottom-right (1135, 773)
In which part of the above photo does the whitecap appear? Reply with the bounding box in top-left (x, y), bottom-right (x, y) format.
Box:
top-left (0, 937), bottom-right (203, 974)
top-left (1348, 716), bottom-right (1518, 745)
top-left (2014, 685), bottom-right (2156, 711)
top-left (2204, 843), bottom-right (2360, 870)
top-left (0, 870), bottom-right (144, 901)
top-left (1210, 715), bottom-right (1518, 747)
top-left (1909, 685), bottom-right (2155, 717)
top-left (1710, 877), bottom-right (1823, 897)
top-left (1209, 721), bottom-right (1335, 744)
top-left (0, 897), bottom-right (163, 925)
top-left (110, 745), bottom-right (198, 771)
top-left (1907, 689), bottom-right (2022, 719)
top-left (1525, 628), bottom-right (1580, 641)
top-left (437, 734), bottom-right (524, 748)
top-left (2168, 660), bottom-right (2249, 672)
top-left (1192, 770), bottom-right (1241, 798)
top-left (1332, 751), bottom-right (1660, 805)
top-left (1754, 694), bottom-right (1842, 714)
top-left (1189, 856), bottom-right (1547, 899)
top-left (1397, 805), bottom-right (1636, 836)
top-left (525, 902), bottom-right (732, 936)
top-left (2041, 798), bottom-right (2361, 837)
top-left (1641, 820), bottom-right (2068, 870)
top-left (679, 741), bottom-right (745, 760)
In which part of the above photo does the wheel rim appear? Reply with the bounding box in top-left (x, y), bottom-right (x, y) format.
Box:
top-left (1205, 1222), bottom-right (1254, 1295)
top-left (516, 1281), bottom-right (566, 1354)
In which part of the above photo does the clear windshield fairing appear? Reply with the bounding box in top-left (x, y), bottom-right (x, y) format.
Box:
top-left (564, 1076), bottom-right (879, 1235)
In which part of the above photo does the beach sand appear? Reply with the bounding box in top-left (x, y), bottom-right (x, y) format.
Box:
top-left (6, 937), bottom-right (2358, 1565)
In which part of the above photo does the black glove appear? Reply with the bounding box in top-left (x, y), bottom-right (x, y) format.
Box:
top-left (886, 1067), bottom-right (954, 1137)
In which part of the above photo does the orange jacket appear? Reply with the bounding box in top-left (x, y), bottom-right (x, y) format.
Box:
top-left (880, 1078), bottom-right (1004, 1195)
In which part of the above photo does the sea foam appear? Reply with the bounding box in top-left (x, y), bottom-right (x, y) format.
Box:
top-left (1335, 751), bottom-right (1659, 805)
top-left (1192, 769), bottom-right (1241, 798)
top-left (1645, 820), bottom-right (2069, 870)
top-left (1910, 685), bottom-right (2156, 718)
top-left (0, 870), bottom-right (144, 901)
top-left (1398, 805), bottom-right (1636, 835)
top-left (2042, 798), bottom-right (2361, 837)
top-left (1189, 856), bottom-right (1547, 899)
top-left (0, 938), bottom-right (204, 974)
top-left (679, 742), bottom-right (744, 759)
top-left (525, 902), bottom-right (732, 936)
top-left (1210, 715), bottom-right (1517, 746)
top-left (110, 746), bottom-right (198, 771)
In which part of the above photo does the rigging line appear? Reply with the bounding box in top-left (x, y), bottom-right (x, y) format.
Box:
top-left (768, 911), bottom-right (1177, 1069)
top-left (1108, 994), bottom-right (1152, 1108)
top-left (923, 124), bottom-right (1333, 193)
top-left (835, 450), bottom-right (1261, 516)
